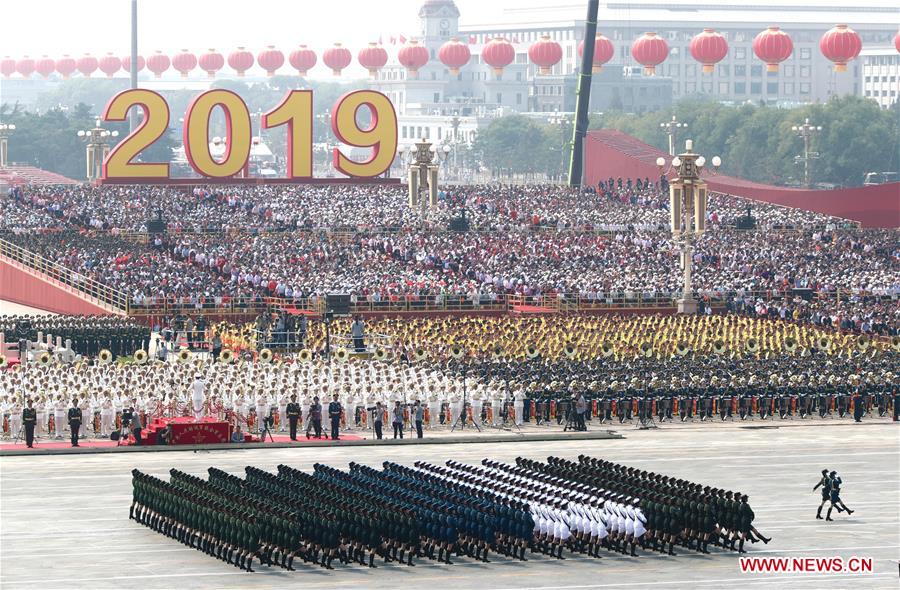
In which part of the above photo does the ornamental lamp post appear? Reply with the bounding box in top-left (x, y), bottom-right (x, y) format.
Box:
top-left (657, 140), bottom-right (721, 314)
top-left (402, 139), bottom-right (450, 214)
top-left (77, 119), bottom-right (118, 182)
top-left (792, 118), bottom-right (822, 189)
top-left (0, 123), bottom-right (15, 167)
top-left (660, 115), bottom-right (687, 156)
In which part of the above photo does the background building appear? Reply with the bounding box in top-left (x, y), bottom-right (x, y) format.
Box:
top-left (859, 45), bottom-right (900, 109)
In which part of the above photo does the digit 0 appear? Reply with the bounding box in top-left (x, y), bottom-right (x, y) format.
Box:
top-left (101, 89), bottom-right (170, 179)
top-left (262, 90), bottom-right (313, 178)
top-left (331, 90), bottom-right (398, 178)
top-left (183, 89), bottom-right (252, 178)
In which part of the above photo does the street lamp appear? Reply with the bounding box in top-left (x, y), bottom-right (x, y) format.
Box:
top-left (77, 119), bottom-right (119, 182)
top-left (549, 110), bottom-right (573, 182)
top-left (792, 118), bottom-right (822, 189)
top-left (660, 114), bottom-right (687, 156)
top-left (657, 140), bottom-right (721, 314)
top-left (0, 123), bottom-right (15, 168)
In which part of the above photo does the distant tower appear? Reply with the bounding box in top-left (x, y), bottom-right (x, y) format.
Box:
top-left (419, 0), bottom-right (460, 50)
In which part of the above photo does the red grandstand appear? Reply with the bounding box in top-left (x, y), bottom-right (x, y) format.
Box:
top-left (584, 130), bottom-right (900, 229)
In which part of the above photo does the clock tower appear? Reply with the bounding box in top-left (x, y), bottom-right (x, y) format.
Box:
top-left (419, 0), bottom-right (460, 50)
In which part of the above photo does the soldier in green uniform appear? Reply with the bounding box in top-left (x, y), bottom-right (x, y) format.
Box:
top-left (285, 394), bottom-right (301, 441)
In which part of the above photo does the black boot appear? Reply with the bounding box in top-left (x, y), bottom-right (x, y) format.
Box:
top-left (826, 507), bottom-right (834, 521)
top-left (816, 506), bottom-right (824, 519)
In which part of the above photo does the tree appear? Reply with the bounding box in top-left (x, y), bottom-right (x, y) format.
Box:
top-left (474, 116), bottom-right (555, 177)
top-left (592, 95), bottom-right (899, 187)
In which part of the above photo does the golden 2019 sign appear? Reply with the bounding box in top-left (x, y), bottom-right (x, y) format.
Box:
top-left (101, 89), bottom-right (398, 181)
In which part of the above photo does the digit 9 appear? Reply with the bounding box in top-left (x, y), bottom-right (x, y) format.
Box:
top-left (330, 90), bottom-right (397, 178)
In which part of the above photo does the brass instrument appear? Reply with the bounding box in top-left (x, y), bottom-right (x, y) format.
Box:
top-left (335, 348), bottom-right (349, 362)
top-left (601, 341), bottom-right (614, 358)
top-left (414, 348), bottom-right (428, 361)
top-left (134, 349), bottom-right (148, 364)
top-left (745, 338), bottom-right (759, 353)
top-left (98, 349), bottom-right (113, 364)
top-left (525, 345), bottom-right (539, 360)
top-left (856, 335), bottom-right (870, 352)
top-left (564, 344), bottom-right (578, 359)
top-left (259, 348), bottom-right (273, 363)
top-left (640, 342), bottom-right (653, 358)
top-left (219, 349), bottom-right (234, 364)
top-left (450, 345), bottom-right (465, 360)
top-left (177, 349), bottom-right (190, 363)
top-left (712, 340), bottom-right (726, 355)
top-left (675, 342), bottom-right (690, 356)
top-left (298, 349), bottom-right (313, 362)
top-left (784, 337), bottom-right (797, 353)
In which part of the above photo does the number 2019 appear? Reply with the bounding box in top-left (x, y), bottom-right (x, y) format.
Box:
top-left (101, 88), bottom-right (398, 180)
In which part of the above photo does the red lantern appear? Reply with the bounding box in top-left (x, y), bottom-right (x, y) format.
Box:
top-left (147, 51), bottom-right (171, 78)
top-left (0, 57), bottom-right (15, 78)
top-left (15, 57), bottom-right (35, 78)
top-left (323, 43), bottom-right (351, 76)
top-left (398, 39), bottom-right (429, 77)
top-left (482, 37), bottom-right (515, 76)
top-left (895, 31), bottom-right (900, 54)
top-left (172, 50), bottom-right (197, 78)
top-left (578, 34), bottom-right (614, 73)
top-left (819, 24), bottom-right (861, 72)
top-left (199, 49), bottom-right (224, 78)
top-left (690, 28), bottom-right (729, 74)
top-left (358, 42), bottom-right (388, 77)
top-left (257, 46), bottom-right (284, 77)
top-left (631, 32), bottom-right (668, 75)
top-left (439, 37), bottom-right (471, 75)
top-left (99, 53), bottom-right (122, 78)
top-left (121, 54), bottom-right (145, 73)
top-left (753, 26), bottom-right (793, 72)
top-left (529, 35), bottom-right (562, 75)
top-left (55, 55), bottom-right (77, 79)
top-left (228, 47), bottom-right (254, 77)
top-left (35, 56), bottom-right (55, 78)
top-left (76, 54), bottom-right (98, 77)
top-left (289, 45), bottom-right (316, 76)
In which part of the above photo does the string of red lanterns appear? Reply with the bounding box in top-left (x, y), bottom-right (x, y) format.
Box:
top-left (0, 26), bottom-right (885, 81)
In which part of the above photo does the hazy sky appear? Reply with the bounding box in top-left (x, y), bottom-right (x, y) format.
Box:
top-left (0, 0), bottom-right (525, 79)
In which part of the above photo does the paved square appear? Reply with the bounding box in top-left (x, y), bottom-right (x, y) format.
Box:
top-left (1, 421), bottom-right (897, 589)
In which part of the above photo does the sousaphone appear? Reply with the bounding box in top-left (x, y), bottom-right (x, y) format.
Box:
top-left (600, 341), bottom-right (614, 358)
top-left (259, 348), bottom-right (274, 363)
top-left (134, 349), bottom-right (148, 365)
top-left (712, 340), bottom-right (726, 355)
top-left (98, 349), bottom-right (113, 364)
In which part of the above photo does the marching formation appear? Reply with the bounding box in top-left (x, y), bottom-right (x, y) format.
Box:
top-left (129, 454), bottom-right (770, 573)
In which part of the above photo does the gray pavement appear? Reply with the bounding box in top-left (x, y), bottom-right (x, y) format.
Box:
top-left (1, 421), bottom-right (898, 590)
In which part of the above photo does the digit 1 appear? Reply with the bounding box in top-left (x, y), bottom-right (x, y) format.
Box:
top-left (262, 90), bottom-right (313, 178)
top-left (183, 89), bottom-right (252, 178)
top-left (331, 90), bottom-right (398, 178)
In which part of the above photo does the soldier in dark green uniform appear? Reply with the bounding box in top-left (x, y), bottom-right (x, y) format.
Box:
top-left (286, 394), bottom-right (301, 441)
top-left (67, 398), bottom-right (82, 447)
top-left (22, 398), bottom-right (37, 448)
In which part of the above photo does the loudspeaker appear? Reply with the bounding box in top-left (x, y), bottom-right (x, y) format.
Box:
top-left (147, 219), bottom-right (167, 234)
top-left (326, 294), bottom-right (351, 316)
top-left (735, 215), bottom-right (756, 230)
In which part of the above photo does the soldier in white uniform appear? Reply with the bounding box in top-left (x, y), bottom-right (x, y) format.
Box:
top-left (8, 397), bottom-right (22, 441)
top-left (54, 393), bottom-right (67, 439)
top-left (254, 391), bottom-right (269, 435)
top-left (191, 374), bottom-right (206, 422)
top-left (100, 394), bottom-right (115, 437)
top-left (513, 391), bottom-right (525, 426)
top-left (277, 392), bottom-right (289, 432)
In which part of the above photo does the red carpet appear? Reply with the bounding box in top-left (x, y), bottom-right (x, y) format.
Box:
top-left (0, 431), bottom-right (365, 451)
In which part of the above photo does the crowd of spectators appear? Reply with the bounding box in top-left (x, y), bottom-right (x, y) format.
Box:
top-left (4, 180), bottom-right (855, 233)
top-left (1, 181), bottom-right (895, 333)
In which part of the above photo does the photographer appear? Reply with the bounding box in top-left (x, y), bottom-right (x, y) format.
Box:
top-left (373, 402), bottom-right (384, 440)
top-left (130, 403), bottom-right (144, 446)
top-left (392, 401), bottom-right (404, 439)
top-left (413, 400), bottom-right (424, 439)
top-left (574, 391), bottom-right (588, 431)
top-left (305, 396), bottom-right (322, 439)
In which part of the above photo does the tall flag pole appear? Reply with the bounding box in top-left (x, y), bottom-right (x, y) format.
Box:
top-left (568, 0), bottom-right (599, 187)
